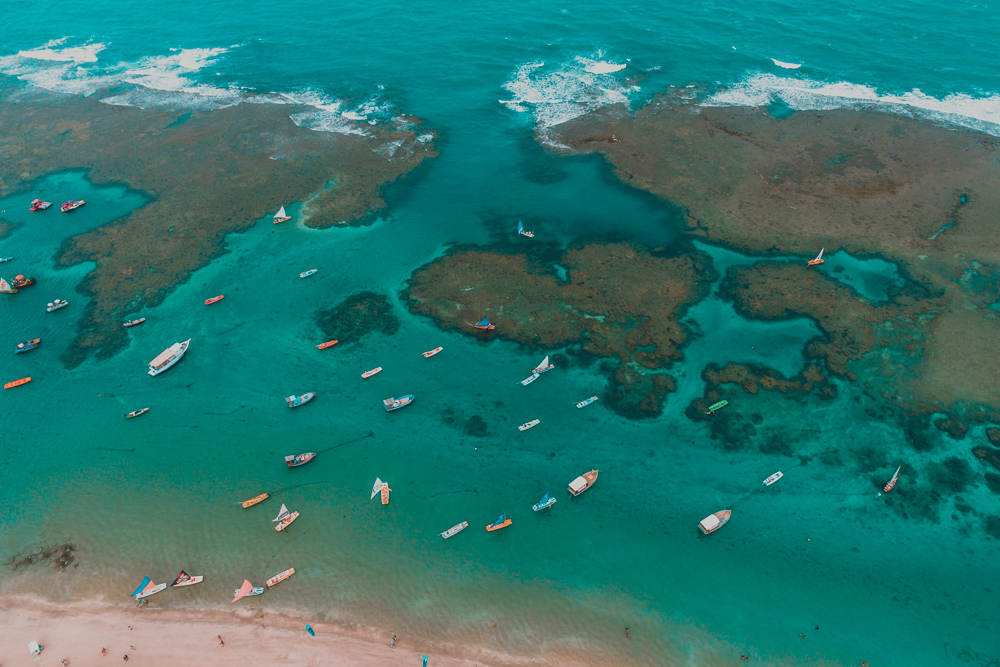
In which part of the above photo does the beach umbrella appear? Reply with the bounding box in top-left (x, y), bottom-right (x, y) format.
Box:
top-left (15, 275), bottom-right (23, 280)
top-left (28, 641), bottom-right (42, 654)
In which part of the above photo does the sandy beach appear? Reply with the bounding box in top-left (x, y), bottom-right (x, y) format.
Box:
top-left (0, 596), bottom-right (504, 667)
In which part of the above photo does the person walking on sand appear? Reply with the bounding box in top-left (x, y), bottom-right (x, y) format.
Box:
top-left (390, 634), bottom-right (396, 647)
top-left (102, 648), bottom-right (107, 656)
top-left (218, 634), bottom-right (225, 646)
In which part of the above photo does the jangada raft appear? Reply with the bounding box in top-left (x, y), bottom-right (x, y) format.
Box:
top-left (531, 355), bottom-right (554, 374)
top-left (273, 504), bottom-right (300, 532)
top-left (232, 579), bottom-right (264, 602)
top-left (807, 247), bottom-right (825, 266)
top-left (148, 339), bottom-right (190, 376)
top-left (383, 395), bottom-right (413, 411)
top-left (486, 512), bottom-right (512, 532)
top-left (472, 316), bottom-right (495, 330)
top-left (170, 570), bottom-right (204, 587)
top-left (533, 492), bottom-right (557, 511)
top-left (371, 478), bottom-right (391, 505)
top-left (568, 470), bottom-right (598, 496)
top-left (285, 452), bottom-right (316, 467)
top-left (517, 219), bottom-right (534, 238)
top-left (273, 206), bottom-right (291, 224)
top-left (698, 509), bottom-right (732, 535)
top-left (265, 567), bottom-right (295, 588)
top-left (882, 466), bottom-right (901, 493)
top-left (130, 576), bottom-right (166, 599)
top-left (0, 278), bottom-right (18, 294)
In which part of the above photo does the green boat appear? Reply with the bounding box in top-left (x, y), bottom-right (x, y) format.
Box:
top-left (706, 400), bottom-right (728, 414)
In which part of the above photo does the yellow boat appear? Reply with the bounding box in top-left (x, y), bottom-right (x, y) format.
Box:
top-left (4, 377), bottom-right (31, 389)
top-left (240, 492), bottom-right (269, 509)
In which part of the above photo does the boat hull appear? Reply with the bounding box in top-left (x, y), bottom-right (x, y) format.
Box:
top-left (486, 519), bottom-right (512, 532)
top-left (148, 339), bottom-right (190, 376)
top-left (576, 396), bottom-right (598, 408)
top-left (362, 367), bottom-right (383, 378)
top-left (532, 498), bottom-right (557, 511)
top-left (286, 392), bottom-right (316, 407)
top-left (286, 453), bottom-right (316, 467)
top-left (381, 486), bottom-right (390, 505)
top-left (383, 395), bottom-right (414, 411)
top-left (204, 295), bottom-right (225, 305)
top-left (123, 318), bottom-right (146, 328)
top-left (519, 373), bottom-right (539, 386)
top-left (441, 521), bottom-right (468, 539)
top-left (273, 217), bottom-right (291, 224)
top-left (317, 339), bottom-right (339, 349)
top-left (171, 576), bottom-right (204, 587)
top-left (518, 419), bottom-right (540, 431)
top-left (422, 347), bottom-right (443, 358)
top-left (134, 583), bottom-right (167, 598)
top-left (265, 568), bottom-right (295, 588)
top-left (299, 269), bottom-right (317, 278)
top-left (234, 587), bottom-right (264, 597)
top-left (568, 470), bottom-right (599, 496)
top-left (4, 377), bottom-right (31, 389)
top-left (275, 512), bottom-right (300, 531)
top-left (126, 408), bottom-right (150, 419)
top-left (15, 339), bottom-right (40, 354)
top-left (241, 493), bottom-right (270, 508)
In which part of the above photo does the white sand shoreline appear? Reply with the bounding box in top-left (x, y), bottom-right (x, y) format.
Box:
top-left (0, 595), bottom-right (523, 666)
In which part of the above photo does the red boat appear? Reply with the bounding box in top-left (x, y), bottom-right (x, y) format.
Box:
top-left (316, 339), bottom-right (339, 349)
top-left (123, 317), bottom-right (146, 328)
top-left (472, 316), bottom-right (495, 330)
top-left (204, 295), bottom-right (225, 305)
top-left (30, 199), bottom-right (52, 211)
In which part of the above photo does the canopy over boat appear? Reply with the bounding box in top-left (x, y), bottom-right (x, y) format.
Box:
top-left (232, 579), bottom-right (254, 603)
top-left (371, 477), bottom-right (385, 499)
top-left (130, 576), bottom-right (151, 598)
top-left (273, 503), bottom-right (291, 522)
top-left (569, 477), bottom-right (588, 493)
top-left (700, 514), bottom-right (721, 531)
top-left (150, 343), bottom-right (184, 367)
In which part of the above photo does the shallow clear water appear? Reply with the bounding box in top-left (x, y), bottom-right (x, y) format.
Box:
top-left (1, 3), bottom-right (999, 666)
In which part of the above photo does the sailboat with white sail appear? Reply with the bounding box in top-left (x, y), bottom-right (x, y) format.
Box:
top-left (807, 248), bottom-right (825, 266)
top-left (532, 355), bottom-right (554, 374)
top-left (273, 206), bottom-right (291, 224)
top-left (273, 503), bottom-right (299, 531)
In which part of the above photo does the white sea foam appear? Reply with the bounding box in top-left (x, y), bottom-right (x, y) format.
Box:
top-left (283, 89), bottom-right (376, 136)
top-left (706, 72), bottom-right (1000, 137)
top-left (501, 54), bottom-right (638, 146)
top-left (18, 38), bottom-right (106, 63)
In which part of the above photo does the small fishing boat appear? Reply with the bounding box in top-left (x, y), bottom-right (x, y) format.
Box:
top-left (532, 355), bottom-right (554, 374)
top-left (46, 299), bottom-right (69, 312)
top-left (371, 477), bottom-right (386, 499)
top-left (440, 521), bottom-right (468, 539)
top-left (706, 400), bottom-right (728, 414)
top-left (285, 452), bottom-right (316, 467)
top-left (532, 492), bottom-right (557, 511)
top-left (265, 567), bottom-right (295, 588)
top-left (316, 339), bottom-right (339, 349)
top-left (148, 339), bottom-right (190, 376)
top-left (4, 377), bottom-right (31, 389)
top-left (362, 367), bottom-right (383, 379)
top-left (241, 492), bottom-right (269, 508)
top-left (518, 419), bottom-right (540, 431)
top-left (0, 257), bottom-right (11, 263)
top-left (517, 219), bottom-right (534, 238)
top-left (232, 579), bottom-right (264, 602)
top-left (519, 373), bottom-right (539, 386)
top-left (383, 395), bottom-right (414, 411)
top-left (381, 483), bottom-right (391, 505)
top-left (15, 338), bottom-right (40, 354)
top-left (130, 576), bottom-right (167, 599)
top-left (0, 277), bottom-right (18, 294)
top-left (123, 317), bottom-right (146, 328)
top-left (299, 269), bottom-right (318, 278)
top-left (568, 470), bottom-right (599, 496)
top-left (422, 346), bottom-right (443, 358)
top-left (125, 407), bottom-right (150, 419)
top-left (273, 206), bottom-right (291, 224)
top-left (60, 200), bottom-right (85, 212)
top-left (486, 512), bottom-right (512, 532)
top-left (273, 504), bottom-right (300, 531)
top-left (472, 316), bottom-right (495, 330)
top-left (576, 396), bottom-right (598, 408)
top-left (170, 570), bottom-right (204, 587)
top-left (698, 510), bottom-right (732, 535)
top-left (807, 248), bottom-right (825, 266)
top-left (204, 295), bottom-right (225, 305)
top-left (763, 471), bottom-right (783, 486)
top-left (12, 275), bottom-right (35, 289)
top-left (883, 466), bottom-right (901, 493)
top-left (30, 199), bottom-right (52, 211)
top-left (285, 392), bottom-right (316, 407)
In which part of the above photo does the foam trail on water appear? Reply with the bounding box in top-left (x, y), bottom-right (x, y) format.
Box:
top-left (17, 38), bottom-right (106, 63)
top-left (706, 72), bottom-right (1000, 137)
top-left (500, 53), bottom-right (637, 148)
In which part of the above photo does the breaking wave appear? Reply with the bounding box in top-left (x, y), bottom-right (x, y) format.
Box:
top-left (706, 72), bottom-right (1000, 137)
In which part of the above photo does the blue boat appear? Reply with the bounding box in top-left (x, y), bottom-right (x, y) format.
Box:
top-left (532, 492), bottom-right (557, 512)
top-left (517, 219), bottom-right (534, 238)
top-left (383, 395), bottom-right (414, 411)
top-left (15, 338), bottom-right (40, 354)
top-left (285, 392), bottom-right (316, 408)
top-left (472, 316), bottom-right (495, 330)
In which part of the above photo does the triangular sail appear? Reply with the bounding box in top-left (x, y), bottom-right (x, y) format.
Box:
top-left (539, 355), bottom-right (549, 368)
top-left (492, 513), bottom-right (506, 527)
top-left (476, 317), bottom-right (489, 327)
top-left (171, 570), bottom-right (190, 586)
top-left (0, 278), bottom-right (11, 292)
top-left (274, 206), bottom-right (287, 219)
top-left (884, 466), bottom-right (901, 492)
top-left (273, 503), bottom-right (290, 522)
top-left (130, 576), bottom-right (151, 597)
top-left (814, 248), bottom-right (824, 261)
top-left (371, 477), bottom-right (384, 499)
top-left (518, 220), bottom-right (524, 232)
top-left (232, 579), bottom-right (253, 603)
top-left (539, 493), bottom-right (550, 504)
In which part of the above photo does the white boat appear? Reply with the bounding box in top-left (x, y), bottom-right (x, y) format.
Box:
top-left (763, 471), bottom-right (783, 486)
top-left (517, 419), bottom-right (540, 431)
top-left (148, 339), bottom-right (191, 376)
top-left (273, 206), bottom-right (291, 224)
top-left (699, 510), bottom-right (732, 535)
top-left (576, 396), bottom-right (598, 408)
top-left (517, 220), bottom-right (534, 238)
top-left (422, 346), bottom-right (443, 358)
top-left (131, 576), bottom-right (167, 599)
top-left (125, 407), bottom-right (150, 419)
top-left (532, 493), bottom-right (557, 511)
top-left (362, 367), bottom-right (382, 379)
top-left (568, 470), bottom-right (599, 496)
top-left (299, 269), bottom-right (317, 278)
top-left (440, 521), bottom-right (469, 539)
top-left (46, 299), bottom-right (69, 312)
top-left (519, 373), bottom-right (540, 386)
top-left (370, 478), bottom-right (386, 499)
top-left (232, 579), bottom-right (264, 602)
top-left (532, 355), bottom-right (554, 374)
top-left (170, 570), bottom-right (204, 587)
top-left (273, 503), bottom-right (292, 522)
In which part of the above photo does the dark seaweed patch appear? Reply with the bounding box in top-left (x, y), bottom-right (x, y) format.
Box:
top-left (315, 291), bottom-right (399, 343)
top-left (928, 457), bottom-right (974, 494)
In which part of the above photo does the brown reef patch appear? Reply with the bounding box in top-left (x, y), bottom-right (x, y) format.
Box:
top-left (404, 242), bottom-right (712, 418)
top-left (973, 445), bottom-right (1000, 472)
top-left (315, 291), bottom-right (400, 343)
top-left (987, 427), bottom-right (1000, 446)
top-left (6, 543), bottom-right (77, 571)
top-left (0, 89), bottom-right (435, 365)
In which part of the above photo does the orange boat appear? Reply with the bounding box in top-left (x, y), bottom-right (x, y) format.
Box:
top-left (265, 567), bottom-right (295, 588)
top-left (883, 466), bottom-right (901, 493)
top-left (205, 295), bottom-right (225, 305)
top-left (381, 484), bottom-right (391, 505)
top-left (4, 377), bottom-right (31, 389)
top-left (240, 493), bottom-right (269, 509)
top-left (316, 339), bottom-right (339, 349)
top-left (807, 248), bottom-right (825, 266)
top-left (486, 512), bottom-right (512, 532)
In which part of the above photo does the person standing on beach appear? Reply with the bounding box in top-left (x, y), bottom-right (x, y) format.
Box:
top-left (218, 634), bottom-right (225, 646)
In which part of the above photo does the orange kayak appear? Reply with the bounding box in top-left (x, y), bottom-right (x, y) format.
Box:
top-left (381, 485), bottom-right (391, 505)
top-left (316, 339), bottom-right (339, 349)
top-left (241, 493), bottom-right (269, 509)
top-left (205, 295), bottom-right (225, 305)
top-left (4, 377), bottom-right (31, 389)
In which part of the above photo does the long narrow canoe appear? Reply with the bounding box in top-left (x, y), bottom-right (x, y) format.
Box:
top-left (265, 567), bottom-right (295, 588)
top-left (4, 377), bottom-right (31, 389)
top-left (241, 493), bottom-right (269, 508)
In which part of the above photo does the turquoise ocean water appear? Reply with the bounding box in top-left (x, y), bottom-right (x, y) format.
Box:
top-left (2, 2), bottom-right (1000, 665)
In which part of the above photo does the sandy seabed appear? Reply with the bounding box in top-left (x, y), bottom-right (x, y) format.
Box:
top-left (0, 596), bottom-right (500, 667)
